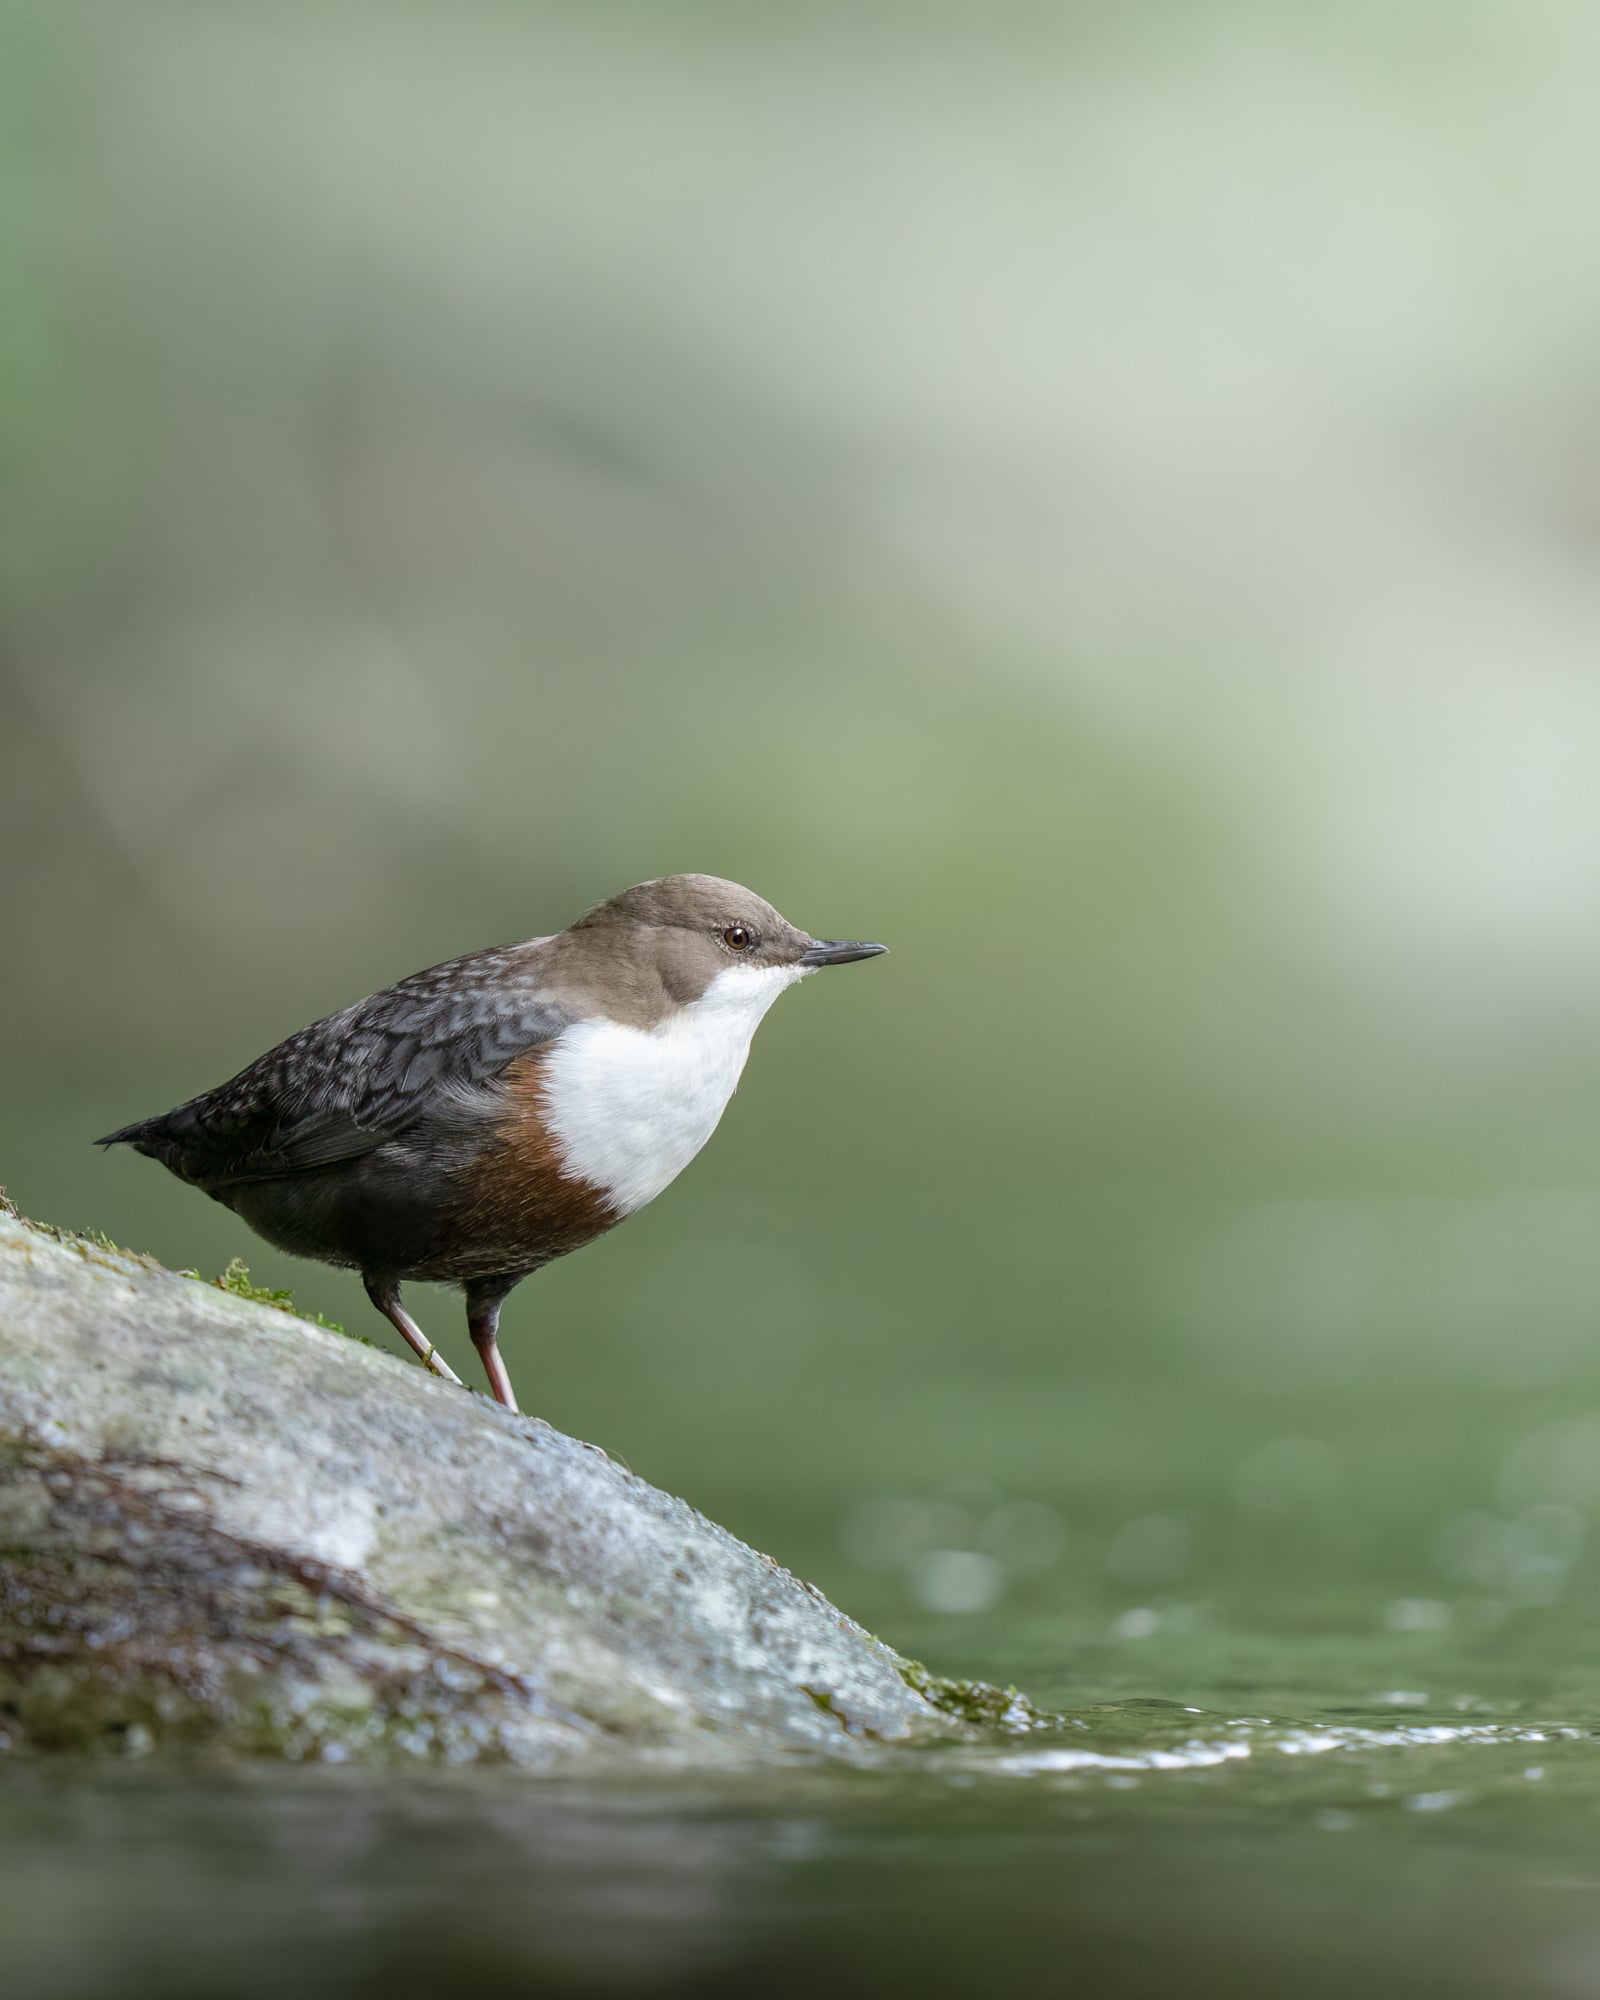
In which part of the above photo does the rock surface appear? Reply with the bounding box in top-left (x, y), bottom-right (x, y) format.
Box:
top-left (0, 1211), bottom-right (969, 1765)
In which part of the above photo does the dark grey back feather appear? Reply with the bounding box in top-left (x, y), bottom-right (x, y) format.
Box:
top-left (104, 944), bottom-right (573, 1190)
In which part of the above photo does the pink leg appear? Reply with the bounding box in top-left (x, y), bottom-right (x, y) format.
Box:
top-left (466, 1278), bottom-right (522, 1411)
top-left (469, 1314), bottom-right (519, 1412)
top-left (363, 1274), bottom-right (463, 1386)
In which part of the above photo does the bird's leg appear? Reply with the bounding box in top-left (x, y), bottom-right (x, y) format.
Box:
top-left (363, 1274), bottom-right (463, 1386)
top-left (465, 1276), bottom-right (522, 1412)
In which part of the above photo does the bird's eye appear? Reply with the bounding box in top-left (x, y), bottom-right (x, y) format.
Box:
top-left (722, 924), bottom-right (754, 951)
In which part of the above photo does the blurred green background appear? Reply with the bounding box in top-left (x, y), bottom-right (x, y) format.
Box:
top-left (8, 0), bottom-right (1600, 1688)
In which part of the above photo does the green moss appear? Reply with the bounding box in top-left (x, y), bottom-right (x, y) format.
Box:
top-left (1, 1200), bottom-right (371, 1349)
top-left (2, 1205), bottom-right (164, 1277)
top-left (204, 1257), bottom-right (354, 1338)
top-left (896, 1657), bottom-right (1053, 1735)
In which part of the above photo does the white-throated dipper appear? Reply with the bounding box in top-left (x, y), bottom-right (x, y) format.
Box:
top-left (98, 875), bottom-right (885, 1411)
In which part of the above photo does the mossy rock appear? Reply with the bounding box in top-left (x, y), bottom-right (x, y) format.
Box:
top-left (0, 1210), bottom-right (1030, 1767)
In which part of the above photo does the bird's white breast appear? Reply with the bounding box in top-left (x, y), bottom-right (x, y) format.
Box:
top-left (539, 963), bottom-right (806, 1215)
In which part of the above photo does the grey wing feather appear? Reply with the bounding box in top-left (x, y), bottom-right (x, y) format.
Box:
top-left (109, 945), bottom-right (572, 1188)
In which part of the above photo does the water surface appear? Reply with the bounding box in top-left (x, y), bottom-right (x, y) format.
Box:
top-left (11, 1607), bottom-right (1600, 2000)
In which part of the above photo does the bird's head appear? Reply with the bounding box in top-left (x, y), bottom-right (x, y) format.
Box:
top-left (569, 874), bottom-right (886, 1015)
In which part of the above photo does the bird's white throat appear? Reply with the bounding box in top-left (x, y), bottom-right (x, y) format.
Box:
top-left (539, 963), bottom-right (807, 1214)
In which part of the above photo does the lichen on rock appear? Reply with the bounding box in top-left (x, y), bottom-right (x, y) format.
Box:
top-left (895, 1657), bottom-right (1054, 1735)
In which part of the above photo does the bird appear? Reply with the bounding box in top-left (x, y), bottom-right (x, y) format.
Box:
top-left (97, 875), bottom-right (886, 1412)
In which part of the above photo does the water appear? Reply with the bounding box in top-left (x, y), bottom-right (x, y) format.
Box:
top-left (10, 1607), bottom-right (1600, 2000)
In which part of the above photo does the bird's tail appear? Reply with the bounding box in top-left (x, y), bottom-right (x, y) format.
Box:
top-left (95, 1118), bottom-right (162, 1152)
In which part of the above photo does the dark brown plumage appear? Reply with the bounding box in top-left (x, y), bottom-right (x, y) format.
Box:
top-left (458, 1047), bottom-right (619, 1271)
top-left (98, 875), bottom-right (886, 1410)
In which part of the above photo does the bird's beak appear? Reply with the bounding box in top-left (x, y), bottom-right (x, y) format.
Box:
top-left (800, 938), bottom-right (888, 968)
